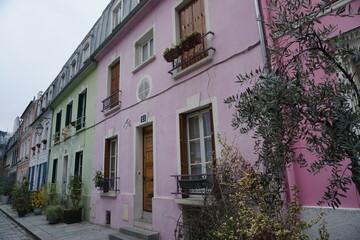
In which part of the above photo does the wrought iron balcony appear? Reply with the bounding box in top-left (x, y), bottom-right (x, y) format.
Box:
top-left (168, 31), bottom-right (215, 75)
top-left (96, 177), bottom-right (120, 193)
top-left (76, 116), bottom-right (86, 131)
top-left (171, 173), bottom-right (213, 195)
top-left (102, 90), bottom-right (122, 112)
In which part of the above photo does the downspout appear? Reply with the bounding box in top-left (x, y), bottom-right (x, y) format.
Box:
top-left (254, 0), bottom-right (268, 70)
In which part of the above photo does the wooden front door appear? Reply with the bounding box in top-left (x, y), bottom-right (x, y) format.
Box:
top-left (143, 126), bottom-right (153, 212)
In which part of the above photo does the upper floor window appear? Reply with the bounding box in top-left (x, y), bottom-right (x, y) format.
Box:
top-left (76, 89), bottom-right (87, 130)
top-left (70, 59), bottom-right (76, 78)
top-left (65, 101), bottom-right (73, 126)
top-left (135, 28), bottom-right (154, 68)
top-left (112, 0), bottom-right (140, 29)
top-left (54, 110), bottom-right (62, 142)
top-left (83, 42), bottom-right (90, 63)
top-left (178, 0), bottom-right (207, 68)
top-left (113, 1), bottom-right (123, 28)
top-left (102, 61), bottom-right (121, 112)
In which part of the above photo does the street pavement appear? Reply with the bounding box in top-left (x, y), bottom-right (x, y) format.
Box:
top-left (0, 210), bottom-right (35, 240)
top-left (0, 205), bottom-right (118, 240)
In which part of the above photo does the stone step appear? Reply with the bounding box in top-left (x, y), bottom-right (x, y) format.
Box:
top-left (109, 232), bottom-right (142, 240)
top-left (119, 226), bottom-right (159, 240)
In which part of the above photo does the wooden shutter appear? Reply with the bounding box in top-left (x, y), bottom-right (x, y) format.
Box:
top-left (179, 0), bottom-right (207, 67)
top-left (104, 140), bottom-right (110, 179)
top-left (179, 114), bottom-right (189, 175)
top-left (111, 62), bottom-right (120, 93)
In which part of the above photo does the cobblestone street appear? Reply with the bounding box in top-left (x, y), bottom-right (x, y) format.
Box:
top-left (0, 210), bottom-right (35, 240)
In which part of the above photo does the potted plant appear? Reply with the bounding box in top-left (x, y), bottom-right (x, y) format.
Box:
top-left (11, 180), bottom-right (31, 214)
top-left (63, 175), bottom-right (83, 224)
top-left (181, 31), bottom-right (202, 51)
top-left (163, 43), bottom-right (183, 62)
top-left (31, 146), bottom-right (36, 151)
top-left (70, 121), bottom-right (76, 127)
top-left (30, 187), bottom-right (47, 215)
top-left (41, 139), bottom-right (47, 144)
top-left (0, 177), bottom-right (14, 204)
top-left (44, 205), bottom-right (63, 224)
top-left (36, 143), bottom-right (41, 148)
top-left (13, 197), bottom-right (29, 217)
top-left (93, 171), bottom-right (109, 191)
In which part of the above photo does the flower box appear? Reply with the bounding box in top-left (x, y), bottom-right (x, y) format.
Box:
top-left (31, 146), bottom-right (36, 151)
top-left (163, 46), bottom-right (183, 62)
top-left (36, 143), bottom-right (41, 148)
top-left (181, 32), bottom-right (202, 51)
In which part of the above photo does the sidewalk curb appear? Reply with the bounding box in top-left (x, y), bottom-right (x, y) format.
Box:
top-left (0, 205), bottom-right (41, 240)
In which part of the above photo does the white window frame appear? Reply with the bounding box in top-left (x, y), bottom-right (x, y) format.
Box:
top-left (113, 1), bottom-right (123, 29)
top-left (82, 42), bottom-right (90, 64)
top-left (134, 27), bottom-right (155, 70)
top-left (186, 109), bottom-right (213, 175)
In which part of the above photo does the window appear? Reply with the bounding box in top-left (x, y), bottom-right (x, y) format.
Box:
top-left (77, 89), bottom-right (87, 130)
top-left (104, 137), bottom-right (118, 191)
top-left (60, 72), bottom-right (66, 90)
top-left (180, 107), bottom-right (214, 175)
top-left (135, 28), bottom-right (154, 68)
top-left (55, 111), bottom-right (62, 141)
top-left (113, 0), bottom-right (140, 29)
top-left (74, 151), bottom-right (83, 178)
top-left (65, 101), bottom-right (73, 126)
top-left (178, 0), bottom-right (207, 68)
top-left (137, 77), bottom-right (151, 101)
top-left (83, 42), bottom-right (90, 63)
top-left (113, 2), bottom-right (122, 28)
top-left (70, 59), bottom-right (76, 78)
top-left (52, 159), bottom-right (58, 183)
top-left (102, 61), bottom-right (120, 111)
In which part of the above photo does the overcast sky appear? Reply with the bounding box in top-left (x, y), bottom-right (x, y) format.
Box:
top-left (0, 0), bottom-right (110, 133)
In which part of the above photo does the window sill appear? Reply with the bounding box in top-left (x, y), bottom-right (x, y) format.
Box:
top-left (103, 104), bottom-right (121, 116)
top-left (100, 191), bottom-right (118, 198)
top-left (132, 55), bottom-right (156, 74)
top-left (172, 54), bottom-right (213, 80)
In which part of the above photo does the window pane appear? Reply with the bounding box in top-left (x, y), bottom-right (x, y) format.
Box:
top-left (204, 137), bottom-right (213, 163)
top-left (142, 42), bottom-right (149, 62)
top-left (189, 140), bottom-right (201, 164)
top-left (149, 38), bottom-right (154, 57)
top-left (190, 164), bottom-right (202, 175)
top-left (188, 116), bottom-right (200, 139)
top-left (202, 111), bottom-right (211, 137)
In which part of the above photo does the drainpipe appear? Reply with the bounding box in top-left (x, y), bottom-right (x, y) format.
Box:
top-left (254, 0), bottom-right (268, 70)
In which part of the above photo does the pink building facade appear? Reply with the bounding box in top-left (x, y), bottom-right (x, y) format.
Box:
top-left (90, 0), bottom-right (262, 238)
top-left (88, 0), bottom-right (360, 238)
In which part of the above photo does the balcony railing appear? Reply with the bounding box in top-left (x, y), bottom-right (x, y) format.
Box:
top-left (171, 173), bottom-right (213, 195)
top-left (102, 90), bottom-right (122, 112)
top-left (53, 132), bottom-right (60, 143)
top-left (97, 177), bottom-right (120, 193)
top-left (76, 116), bottom-right (86, 131)
top-left (168, 31), bottom-right (215, 75)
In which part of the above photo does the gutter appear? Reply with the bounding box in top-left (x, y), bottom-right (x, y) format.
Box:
top-left (254, 0), bottom-right (268, 69)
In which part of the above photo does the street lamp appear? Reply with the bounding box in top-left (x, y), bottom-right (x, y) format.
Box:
top-left (34, 117), bottom-right (51, 136)
top-left (35, 122), bottom-right (44, 136)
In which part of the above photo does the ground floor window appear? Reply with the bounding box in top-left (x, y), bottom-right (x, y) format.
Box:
top-left (74, 151), bottom-right (83, 178)
top-left (180, 107), bottom-right (215, 175)
top-left (104, 137), bottom-right (118, 190)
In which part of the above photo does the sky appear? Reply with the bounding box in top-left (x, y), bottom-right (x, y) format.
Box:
top-left (0, 0), bottom-right (110, 133)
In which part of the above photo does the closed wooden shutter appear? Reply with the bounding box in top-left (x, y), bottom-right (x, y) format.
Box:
top-left (179, 114), bottom-right (189, 175)
top-left (111, 62), bottom-right (120, 93)
top-left (179, 0), bottom-right (207, 67)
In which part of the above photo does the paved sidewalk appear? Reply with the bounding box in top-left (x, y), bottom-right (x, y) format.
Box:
top-left (0, 204), bottom-right (118, 240)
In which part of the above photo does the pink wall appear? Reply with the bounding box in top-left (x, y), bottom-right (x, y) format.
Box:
top-left (91, 0), bottom-right (262, 237)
